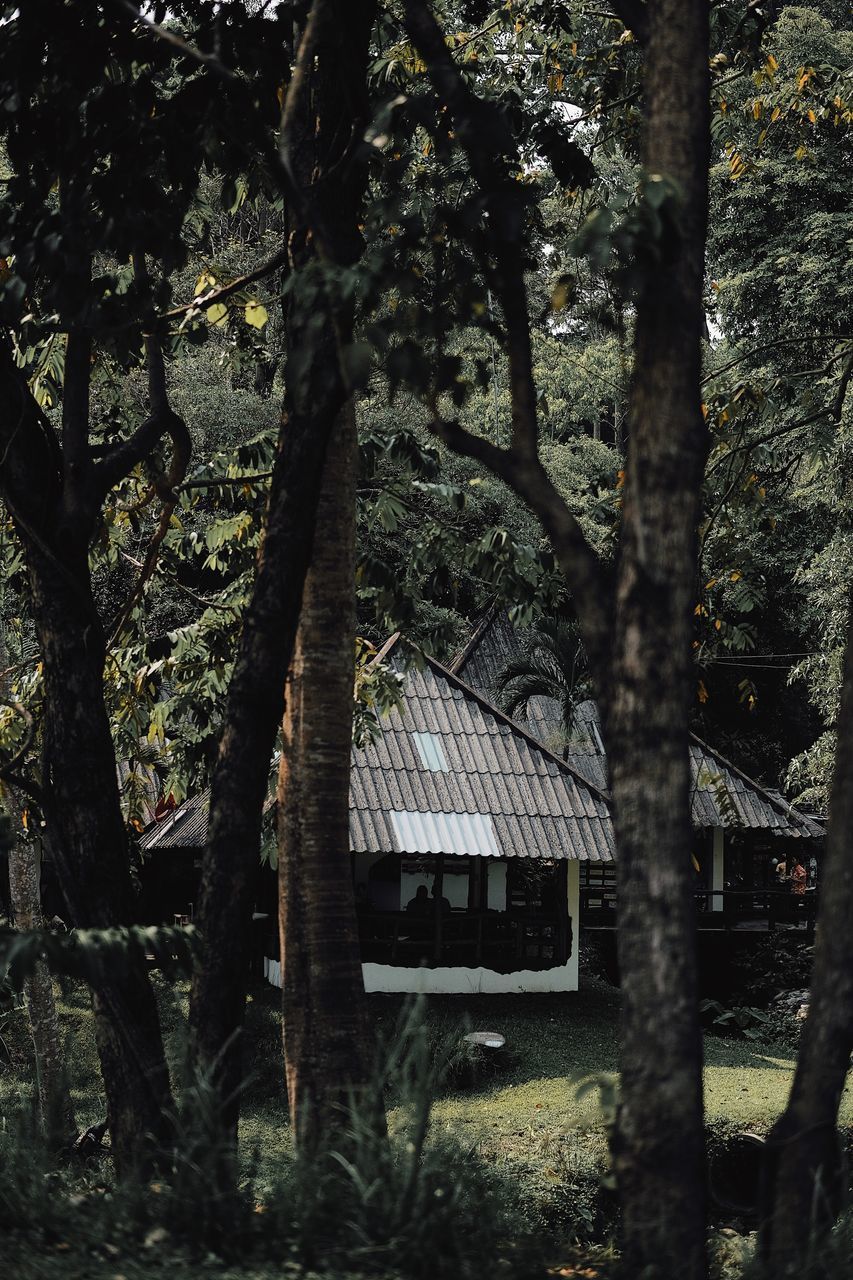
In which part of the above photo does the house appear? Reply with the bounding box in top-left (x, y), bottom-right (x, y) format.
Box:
top-left (450, 606), bottom-right (824, 931)
top-left (346, 636), bottom-right (613, 993)
top-left (139, 616), bottom-right (823, 996)
top-left (140, 634), bottom-right (614, 994)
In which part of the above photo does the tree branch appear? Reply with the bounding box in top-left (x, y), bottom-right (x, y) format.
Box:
top-left (608, 1), bottom-right (649, 45)
top-left (702, 335), bottom-right (853, 387)
top-left (402, 1), bottom-right (609, 659)
top-left (177, 471), bottom-right (273, 492)
top-left (427, 411), bottom-right (611, 659)
top-left (111, 0), bottom-right (237, 80)
top-left (106, 252), bottom-right (192, 645)
top-left (705, 403), bottom-right (837, 479)
top-left (163, 249), bottom-right (289, 323)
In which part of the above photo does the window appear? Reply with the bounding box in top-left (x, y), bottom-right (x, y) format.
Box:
top-left (412, 731), bottom-right (450, 772)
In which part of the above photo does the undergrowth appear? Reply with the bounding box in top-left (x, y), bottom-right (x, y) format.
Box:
top-left (1, 998), bottom-right (549, 1280)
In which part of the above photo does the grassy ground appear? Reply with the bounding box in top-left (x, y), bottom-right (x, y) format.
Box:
top-left (3, 972), bottom-right (852, 1280)
top-left (5, 973), bottom-right (851, 1171)
top-left (236, 976), bottom-right (853, 1184)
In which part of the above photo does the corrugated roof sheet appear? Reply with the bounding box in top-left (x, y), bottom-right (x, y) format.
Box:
top-left (452, 608), bottom-right (823, 840)
top-left (142, 640), bottom-right (615, 862)
top-left (389, 810), bottom-right (502, 857)
top-left (350, 649), bottom-right (614, 861)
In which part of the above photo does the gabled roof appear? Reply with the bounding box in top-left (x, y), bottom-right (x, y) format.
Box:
top-left (140, 788), bottom-right (277, 851)
top-left (452, 608), bottom-right (823, 840)
top-left (351, 637), bottom-right (613, 861)
top-left (141, 634), bottom-right (615, 862)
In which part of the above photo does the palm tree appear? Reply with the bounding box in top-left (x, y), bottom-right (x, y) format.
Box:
top-left (493, 615), bottom-right (590, 753)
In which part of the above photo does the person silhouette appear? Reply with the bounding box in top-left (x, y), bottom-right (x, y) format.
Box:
top-left (405, 884), bottom-right (430, 916)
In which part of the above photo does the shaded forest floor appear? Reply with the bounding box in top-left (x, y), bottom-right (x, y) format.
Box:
top-left (2, 973), bottom-right (852, 1280)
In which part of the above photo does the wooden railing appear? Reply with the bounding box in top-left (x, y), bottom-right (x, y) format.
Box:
top-left (580, 886), bottom-right (818, 933)
top-left (356, 909), bottom-right (570, 971)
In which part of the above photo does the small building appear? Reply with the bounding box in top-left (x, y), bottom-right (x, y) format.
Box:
top-left (140, 635), bottom-right (614, 994)
top-left (347, 636), bottom-right (613, 994)
top-left (139, 617), bottom-right (823, 995)
top-left (450, 606), bottom-right (824, 932)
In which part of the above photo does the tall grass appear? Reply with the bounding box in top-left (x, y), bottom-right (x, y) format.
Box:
top-left (0, 997), bottom-right (543, 1278)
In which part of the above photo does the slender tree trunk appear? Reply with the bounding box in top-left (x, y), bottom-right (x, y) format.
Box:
top-left (760, 592), bottom-right (853, 1269)
top-left (0, 611), bottom-right (75, 1141)
top-left (189, 0), bottom-right (377, 1132)
top-left (603, 6), bottom-right (711, 1278)
top-left (278, 403), bottom-right (378, 1150)
top-left (26, 547), bottom-right (173, 1171)
top-left (7, 835), bottom-right (76, 1142)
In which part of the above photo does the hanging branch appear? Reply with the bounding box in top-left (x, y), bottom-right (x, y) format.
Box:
top-left (401, 0), bottom-right (610, 666)
top-left (164, 249), bottom-right (290, 322)
top-left (107, 251), bottom-right (191, 647)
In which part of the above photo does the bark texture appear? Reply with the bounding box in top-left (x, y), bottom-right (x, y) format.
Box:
top-left (189, 0), bottom-right (377, 1130)
top-left (27, 545), bottom-right (174, 1168)
top-left (605, 6), bottom-right (711, 1278)
top-left (278, 404), bottom-right (377, 1150)
top-left (7, 836), bottom-right (76, 1141)
top-left (0, 344), bottom-right (175, 1174)
top-left (403, 3), bottom-right (711, 1275)
top-left (760, 593), bottom-right (853, 1269)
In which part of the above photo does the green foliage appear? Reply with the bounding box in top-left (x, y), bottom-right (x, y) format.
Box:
top-left (700, 998), bottom-right (773, 1042)
top-left (0, 925), bottom-right (199, 994)
top-left (494, 613), bottom-right (590, 737)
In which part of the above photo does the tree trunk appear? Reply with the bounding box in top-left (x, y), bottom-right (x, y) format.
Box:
top-left (0, 610), bottom-right (75, 1142)
top-left (7, 834), bottom-right (76, 1142)
top-left (26, 546), bottom-right (173, 1171)
top-left (760, 593), bottom-right (853, 1270)
top-left (189, 0), bottom-right (377, 1133)
top-left (278, 403), bottom-right (378, 1150)
top-left (602, 6), bottom-right (711, 1278)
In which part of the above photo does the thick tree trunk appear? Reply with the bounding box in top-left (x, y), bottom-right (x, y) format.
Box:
top-left (605, 5), bottom-right (711, 1278)
top-left (189, 0), bottom-right (377, 1132)
top-left (26, 548), bottom-right (173, 1171)
top-left (760, 594), bottom-right (853, 1270)
top-left (278, 403), bottom-right (378, 1150)
top-left (401, 3), bottom-right (711, 1274)
top-left (7, 835), bottom-right (76, 1142)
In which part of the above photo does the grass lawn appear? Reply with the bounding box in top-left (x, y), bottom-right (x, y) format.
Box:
top-left (241, 975), bottom-right (852, 1170)
top-left (5, 972), bottom-right (851, 1169)
top-left (3, 971), bottom-right (852, 1280)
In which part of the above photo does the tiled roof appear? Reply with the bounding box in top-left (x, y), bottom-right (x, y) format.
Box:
top-left (140, 789), bottom-right (211, 849)
top-left (350, 646), bottom-right (614, 861)
top-left (452, 608), bottom-right (823, 840)
top-left (142, 639), bottom-right (615, 862)
top-left (140, 788), bottom-right (277, 850)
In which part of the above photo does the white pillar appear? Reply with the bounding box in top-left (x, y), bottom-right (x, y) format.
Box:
top-left (567, 861), bottom-right (580, 990)
top-left (712, 827), bottom-right (725, 911)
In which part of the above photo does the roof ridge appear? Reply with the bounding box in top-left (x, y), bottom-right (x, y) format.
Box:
top-left (448, 600), bottom-right (501, 675)
top-left (688, 731), bottom-right (823, 834)
top-left (446, 608), bottom-right (820, 836)
top-left (418, 649), bottom-right (612, 805)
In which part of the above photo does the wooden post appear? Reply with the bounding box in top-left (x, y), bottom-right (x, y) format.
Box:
top-left (712, 827), bottom-right (725, 913)
top-left (556, 862), bottom-right (570, 964)
top-left (433, 853), bottom-right (445, 963)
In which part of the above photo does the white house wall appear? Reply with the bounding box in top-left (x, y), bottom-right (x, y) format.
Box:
top-left (265, 856), bottom-right (581, 995)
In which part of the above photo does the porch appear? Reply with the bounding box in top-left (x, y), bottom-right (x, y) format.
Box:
top-left (356, 906), bottom-right (571, 971)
